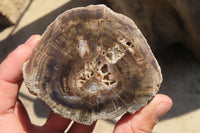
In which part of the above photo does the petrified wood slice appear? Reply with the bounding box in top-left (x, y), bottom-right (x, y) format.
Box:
top-left (22, 5), bottom-right (162, 125)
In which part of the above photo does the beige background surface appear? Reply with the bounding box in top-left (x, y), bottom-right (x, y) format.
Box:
top-left (0, 0), bottom-right (200, 133)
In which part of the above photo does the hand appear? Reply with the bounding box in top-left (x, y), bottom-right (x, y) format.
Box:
top-left (0, 35), bottom-right (172, 133)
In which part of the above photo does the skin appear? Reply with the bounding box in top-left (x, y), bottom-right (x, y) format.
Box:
top-left (0, 35), bottom-right (172, 133)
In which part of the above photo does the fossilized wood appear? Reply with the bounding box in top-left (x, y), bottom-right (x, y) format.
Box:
top-left (107, 0), bottom-right (200, 59)
top-left (23, 5), bottom-right (162, 125)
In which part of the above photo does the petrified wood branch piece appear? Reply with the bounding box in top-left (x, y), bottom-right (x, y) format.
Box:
top-left (23, 5), bottom-right (162, 125)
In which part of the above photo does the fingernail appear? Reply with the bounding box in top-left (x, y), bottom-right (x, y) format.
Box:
top-left (152, 102), bottom-right (172, 120)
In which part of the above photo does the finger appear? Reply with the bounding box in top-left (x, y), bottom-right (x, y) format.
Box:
top-left (0, 35), bottom-right (41, 113)
top-left (0, 35), bottom-right (41, 82)
top-left (67, 121), bottom-right (96, 133)
top-left (43, 111), bottom-right (71, 132)
top-left (113, 94), bottom-right (173, 133)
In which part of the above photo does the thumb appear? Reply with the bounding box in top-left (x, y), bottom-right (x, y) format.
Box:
top-left (113, 94), bottom-right (172, 133)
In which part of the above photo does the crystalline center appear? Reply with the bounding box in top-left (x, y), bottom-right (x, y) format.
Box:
top-left (75, 43), bottom-right (123, 93)
top-left (74, 37), bottom-right (131, 94)
top-left (76, 57), bottom-right (117, 94)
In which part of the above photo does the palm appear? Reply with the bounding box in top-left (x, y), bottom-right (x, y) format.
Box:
top-left (0, 102), bottom-right (29, 133)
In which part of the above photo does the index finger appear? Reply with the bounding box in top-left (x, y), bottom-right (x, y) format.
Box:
top-left (0, 35), bottom-right (41, 113)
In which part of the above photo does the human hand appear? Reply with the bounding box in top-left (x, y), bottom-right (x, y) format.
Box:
top-left (0, 35), bottom-right (172, 133)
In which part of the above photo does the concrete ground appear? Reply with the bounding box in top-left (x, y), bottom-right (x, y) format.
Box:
top-left (0, 0), bottom-right (200, 132)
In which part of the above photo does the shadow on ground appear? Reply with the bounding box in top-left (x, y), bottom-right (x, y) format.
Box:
top-left (156, 44), bottom-right (200, 120)
top-left (1, 0), bottom-right (200, 125)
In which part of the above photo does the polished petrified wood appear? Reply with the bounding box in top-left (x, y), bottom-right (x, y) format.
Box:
top-left (22, 5), bottom-right (162, 125)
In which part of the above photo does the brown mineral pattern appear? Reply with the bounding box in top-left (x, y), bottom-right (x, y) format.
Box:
top-left (22, 5), bottom-right (162, 125)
